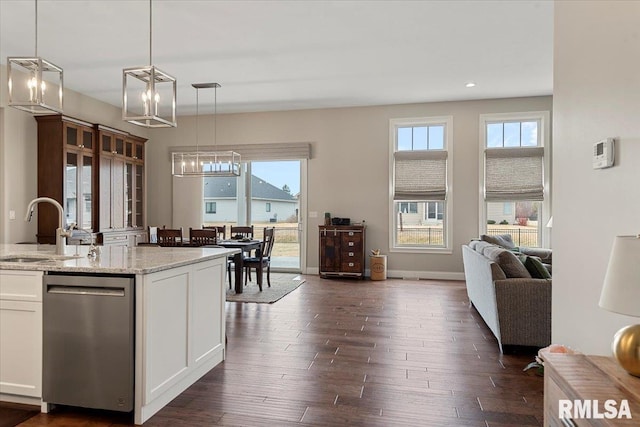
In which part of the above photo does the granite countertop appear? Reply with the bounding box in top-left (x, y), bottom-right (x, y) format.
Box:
top-left (0, 244), bottom-right (240, 275)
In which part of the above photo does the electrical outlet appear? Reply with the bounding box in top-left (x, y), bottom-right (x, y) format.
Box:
top-left (9, 210), bottom-right (15, 220)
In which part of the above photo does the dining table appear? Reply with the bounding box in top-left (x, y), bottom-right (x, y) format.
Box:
top-left (216, 239), bottom-right (262, 294)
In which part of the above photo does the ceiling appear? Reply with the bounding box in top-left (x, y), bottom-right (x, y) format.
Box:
top-left (0, 0), bottom-right (553, 116)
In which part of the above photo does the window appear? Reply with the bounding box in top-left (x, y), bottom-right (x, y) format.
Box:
top-left (480, 112), bottom-right (550, 248)
top-left (425, 201), bottom-right (444, 220)
top-left (390, 116), bottom-right (452, 251)
top-left (266, 202), bottom-right (271, 212)
top-left (399, 202), bottom-right (418, 214)
top-left (205, 201), bottom-right (217, 214)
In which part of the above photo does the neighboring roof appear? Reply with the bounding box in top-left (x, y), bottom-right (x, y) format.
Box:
top-left (204, 175), bottom-right (296, 202)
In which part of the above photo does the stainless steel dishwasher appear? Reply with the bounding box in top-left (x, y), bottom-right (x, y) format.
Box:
top-left (43, 273), bottom-right (134, 412)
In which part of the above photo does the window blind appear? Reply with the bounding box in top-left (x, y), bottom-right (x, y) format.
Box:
top-left (393, 150), bottom-right (447, 200)
top-left (485, 147), bottom-right (544, 201)
top-left (169, 142), bottom-right (311, 161)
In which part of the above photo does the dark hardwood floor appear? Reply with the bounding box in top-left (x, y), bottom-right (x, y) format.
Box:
top-left (18, 275), bottom-right (543, 426)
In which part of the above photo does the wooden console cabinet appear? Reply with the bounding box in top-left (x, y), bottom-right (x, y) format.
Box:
top-left (36, 115), bottom-right (147, 246)
top-left (543, 353), bottom-right (640, 426)
top-left (319, 225), bottom-right (366, 278)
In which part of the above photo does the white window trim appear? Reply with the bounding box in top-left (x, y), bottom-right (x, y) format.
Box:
top-left (389, 116), bottom-right (453, 254)
top-left (478, 111), bottom-right (551, 247)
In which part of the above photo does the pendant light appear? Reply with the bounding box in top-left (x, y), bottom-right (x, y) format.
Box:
top-left (7, 0), bottom-right (64, 114)
top-left (122, 0), bottom-right (176, 128)
top-left (172, 83), bottom-right (241, 177)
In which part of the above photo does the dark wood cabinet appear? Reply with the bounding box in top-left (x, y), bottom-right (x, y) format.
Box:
top-left (36, 115), bottom-right (146, 246)
top-left (35, 115), bottom-right (95, 244)
top-left (319, 225), bottom-right (366, 278)
top-left (97, 126), bottom-right (127, 231)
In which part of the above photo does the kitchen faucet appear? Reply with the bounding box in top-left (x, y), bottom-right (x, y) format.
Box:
top-left (25, 197), bottom-right (73, 255)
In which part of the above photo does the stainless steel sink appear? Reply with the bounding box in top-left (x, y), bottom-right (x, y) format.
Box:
top-left (0, 255), bottom-right (80, 263)
top-left (0, 256), bottom-right (49, 263)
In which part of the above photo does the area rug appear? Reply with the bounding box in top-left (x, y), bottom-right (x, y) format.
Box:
top-left (226, 274), bottom-right (305, 303)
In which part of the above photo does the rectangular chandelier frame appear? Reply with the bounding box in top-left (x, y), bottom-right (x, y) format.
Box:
top-left (172, 151), bottom-right (241, 177)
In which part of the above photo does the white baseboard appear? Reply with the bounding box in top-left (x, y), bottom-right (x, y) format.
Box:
top-left (303, 267), bottom-right (464, 281)
top-left (385, 269), bottom-right (465, 281)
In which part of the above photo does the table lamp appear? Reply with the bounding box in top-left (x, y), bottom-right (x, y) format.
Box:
top-left (599, 235), bottom-right (640, 377)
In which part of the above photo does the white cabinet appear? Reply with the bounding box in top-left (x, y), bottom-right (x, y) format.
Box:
top-left (134, 257), bottom-right (226, 424)
top-left (0, 270), bottom-right (44, 402)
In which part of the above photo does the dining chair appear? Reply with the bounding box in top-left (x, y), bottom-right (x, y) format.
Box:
top-left (189, 228), bottom-right (218, 246)
top-left (203, 225), bottom-right (226, 241)
top-left (157, 228), bottom-right (183, 247)
top-left (230, 225), bottom-right (254, 239)
top-left (243, 227), bottom-right (275, 291)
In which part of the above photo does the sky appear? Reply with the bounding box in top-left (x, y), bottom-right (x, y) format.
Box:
top-left (251, 160), bottom-right (301, 195)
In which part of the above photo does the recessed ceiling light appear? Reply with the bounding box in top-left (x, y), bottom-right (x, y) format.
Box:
top-left (465, 82), bottom-right (476, 88)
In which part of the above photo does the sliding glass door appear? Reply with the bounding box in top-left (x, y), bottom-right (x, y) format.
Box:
top-left (203, 160), bottom-right (303, 272)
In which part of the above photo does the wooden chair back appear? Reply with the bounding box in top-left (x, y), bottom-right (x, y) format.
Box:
top-left (230, 225), bottom-right (254, 239)
top-left (189, 228), bottom-right (218, 246)
top-left (260, 227), bottom-right (276, 259)
top-left (203, 225), bottom-right (226, 240)
top-left (157, 228), bottom-right (183, 246)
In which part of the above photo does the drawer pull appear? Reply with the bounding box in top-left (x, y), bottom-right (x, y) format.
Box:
top-left (348, 242), bottom-right (354, 247)
top-left (349, 232), bottom-right (354, 236)
top-left (348, 262), bottom-right (354, 267)
top-left (348, 252), bottom-right (354, 257)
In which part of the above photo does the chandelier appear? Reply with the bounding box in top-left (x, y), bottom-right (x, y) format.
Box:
top-left (122, 0), bottom-right (176, 128)
top-left (7, 0), bottom-right (63, 114)
top-left (172, 83), bottom-right (241, 177)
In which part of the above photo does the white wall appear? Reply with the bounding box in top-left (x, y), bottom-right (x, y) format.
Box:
top-left (147, 96), bottom-right (552, 275)
top-left (553, 1), bottom-right (640, 354)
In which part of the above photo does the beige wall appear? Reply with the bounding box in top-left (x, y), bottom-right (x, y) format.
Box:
top-left (0, 64), bottom-right (551, 276)
top-left (552, 1), bottom-right (640, 355)
top-left (146, 96), bottom-right (552, 276)
top-left (0, 64), bottom-right (149, 244)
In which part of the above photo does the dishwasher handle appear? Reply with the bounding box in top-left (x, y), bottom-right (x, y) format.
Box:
top-left (47, 285), bottom-right (125, 297)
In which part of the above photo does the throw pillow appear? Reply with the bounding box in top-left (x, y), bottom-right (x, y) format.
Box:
top-left (524, 256), bottom-right (552, 279)
top-left (483, 246), bottom-right (531, 279)
top-left (480, 234), bottom-right (516, 250)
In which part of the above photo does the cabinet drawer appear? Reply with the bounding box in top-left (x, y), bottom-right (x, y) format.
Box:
top-left (0, 270), bottom-right (44, 302)
top-left (341, 260), bottom-right (362, 273)
top-left (341, 249), bottom-right (363, 261)
top-left (341, 232), bottom-right (362, 245)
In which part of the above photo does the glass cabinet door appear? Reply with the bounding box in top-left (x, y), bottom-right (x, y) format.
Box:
top-left (125, 163), bottom-right (133, 227)
top-left (135, 164), bottom-right (144, 227)
top-left (81, 155), bottom-right (93, 230)
top-left (65, 125), bottom-right (78, 147)
top-left (65, 152), bottom-right (78, 228)
top-left (82, 129), bottom-right (93, 150)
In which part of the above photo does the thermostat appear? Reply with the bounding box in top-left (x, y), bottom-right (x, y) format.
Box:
top-left (593, 138), bottom-right (614, 169)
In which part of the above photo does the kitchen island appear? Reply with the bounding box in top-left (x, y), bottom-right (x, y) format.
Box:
top-left (0, 243), bottom-right (239, 424)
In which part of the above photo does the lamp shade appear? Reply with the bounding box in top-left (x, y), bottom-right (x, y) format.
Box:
top-left (599, 235), bottom-right (640, 317)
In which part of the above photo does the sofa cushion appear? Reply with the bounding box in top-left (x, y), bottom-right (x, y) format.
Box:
top-left (470, 240), bottom-right (495, 254)
top-left (520, 247), bottom-right (553, 264)
top-left (480, 234), bottom-right (517, 250)
top-left (524, 256), bottom-right (552, 279)
top-left (483, 246), bottom-right (531, 279)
